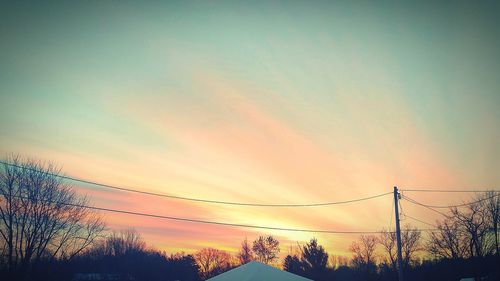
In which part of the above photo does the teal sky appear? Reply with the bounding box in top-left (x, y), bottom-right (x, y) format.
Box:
top-left (0, 1), bottom-right (499, 253)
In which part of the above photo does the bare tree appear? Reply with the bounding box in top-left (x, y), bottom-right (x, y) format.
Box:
top-left (237, 237), bottom-right (254, 265)
top-left (451, 201), bottom-right (494, 257)
top-left (350, 235), bottom-right (378, 279)
top-left (379, 229), bottom-right (397, 268)
top-left (252, 235), bottom-right (280, 264)
top-left (92, 229), bottom-right (146, 256)
top-left (350, 235), bottom-right (378, 266)
top-left (0, 156), bottom-right (105, 277)
top-left (379, 225), bottom-right (421, 269)
top-left (426, 192), bottom-right (499, 260)
top-left (194, 247), bottom-right (231, 279)
top-left (401, 226), bottom-right (422, 267)
top-left (427, 219), bottom-right (469, 259)
top-left (427, 213), bottom-right (471, 259)
top-left (480, 191), bottom-right (500, 254)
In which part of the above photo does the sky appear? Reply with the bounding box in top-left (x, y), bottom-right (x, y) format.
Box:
top-left (1, 1), bottom-right (499, 257)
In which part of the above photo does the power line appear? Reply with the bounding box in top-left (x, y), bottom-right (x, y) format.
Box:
top-left (4, 194), bottom-right (402, 235)
top-left (403, 214), bottom-right (437, 228)
top-left (403, 192), bottom-right (500, 209)
top-left (74, 204), bottom-right (391, 234)
top-left (401, 195), bottom-right (450, 218)
top-left (398, 198), bottom-right (437, 228)
top-left (401, 197), bottom-right (500, 232)
top-left (398, 198), bottom-right (405, 220)
top-left (401, 189), bottom-right (498, 193)
top-left (0, 161), bottom-right (392, 207)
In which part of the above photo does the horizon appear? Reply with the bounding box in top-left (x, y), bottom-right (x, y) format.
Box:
top-left (1, 1), bottom-right (499, 259)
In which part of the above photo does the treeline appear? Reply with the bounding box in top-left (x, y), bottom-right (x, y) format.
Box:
top-left (45, 230), bottom-right (201, 281)
top-left (1, 157), bottom-right (499, 281)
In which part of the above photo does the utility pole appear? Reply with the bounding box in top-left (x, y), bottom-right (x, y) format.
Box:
top-left (394, 186), bottom-right (404, 281)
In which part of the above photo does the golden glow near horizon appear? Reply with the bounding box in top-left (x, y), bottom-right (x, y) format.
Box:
top-left (0, 1), bottom-right (499, 257)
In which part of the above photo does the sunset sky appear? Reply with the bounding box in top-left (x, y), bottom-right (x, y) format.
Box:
top-left (1, 1), bottom-right (499, 257)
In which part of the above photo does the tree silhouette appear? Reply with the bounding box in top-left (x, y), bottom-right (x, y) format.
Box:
top-left (194, 247), bottom-right (231, 279)
top-left (379, 225), bottom-right (422, 270)
top-left (329, 255), bottom-right (349, 269)
top-left (165, 253), bottom-right (201, 281)
top-left (237, 237), bottom-right (254, 265)
top-left (283, 255), bottom-right (303, 275)
top-left (479, 191), bottom-right (500, 255)
top-left (427, 219), bottom-right (469, 259)
top-left (350, 235), bottom-right (377, 266)
top-left (252, 236), bottom-right (280, 264)
top-left (300, 238), bottom-right (328, 280)
top-left (451, 202), bottom-right (494, 257)
top-left (0, 156), bottom-right (104, 280)
top-left (86, 229), bottom-right (146, 257)
top-left (350, 235), bottom-right (378, 280)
